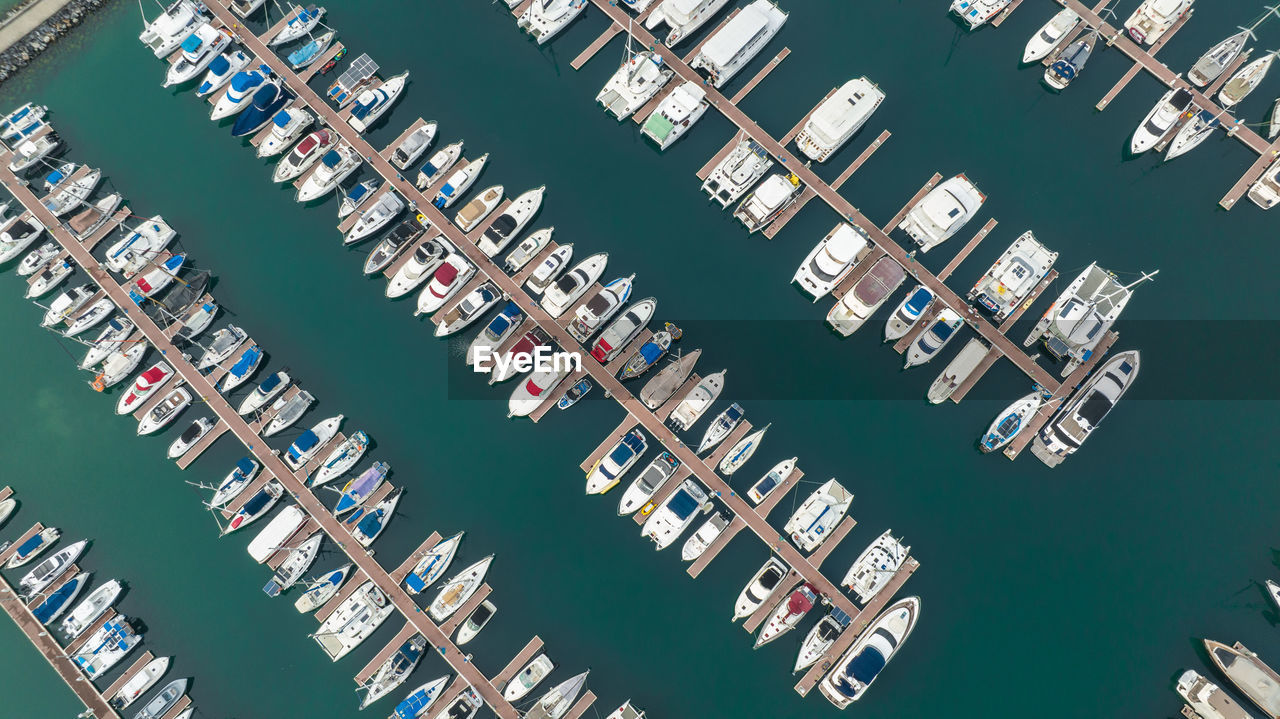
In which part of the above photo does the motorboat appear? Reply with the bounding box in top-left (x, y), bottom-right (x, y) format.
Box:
top-left (17, 242), bottom-right (58, 277)
top-left (1129, 88), bottom-right (1194, 154)
top-left (639, 347), bottom-right (699, 409)
top-left (454, 184), bottom-right (504, 233)
top-left (72, 615), bottom-right (141, 678)
top-left (429, 556), bottom-right (494, 622)
top-left (794, 223), bottom-right (872, 300)
top-left (746, 456), bottom-right (796, 505)
top-left (516, 0), bottom-right (588, 45)
top-left (269, 4), bottom-right (326, 47)
top-left (107, 656), bottom-right (168, 709)
top-left (477, 186), bottom-right (544, 257)
top-left (93, 344), bottom-right (148, 390)
top-left (360, 635), bottom-right (427, 708)
top-left (416, 140), bottom-right (463, 190)
top-left (388, 237), bottom-right (451, 299)
top-left (391, 122), bottom-right (438, 170)
top-left (256, 107), bottom-right (314, 158)
top-left (604, 701), bottom-right (646, 719)
top-left (456, 600), bottom-right (496, 645)
top-left (196, 49), bottom-right (251, 98)
top-left (755, 582), bottom-right (819, 648)
top-left (734, 172), bottom-right (802, 233)
top-left (310, 430), bottom-right (370, 487)
top-left (697, 402), bottom-right (743, 455)
top-left (284, 415), bottom-right (343, 471)
top-left (733, 557), bottom-right (789, 620)
top-left (925, 338), bottom-right (987, 404)
top-left (784, 478), bottom-right (853, 552)
top-left (543, 252), bottom-right (608, 318)
top-left (589, 295), bottom-right (656, 363)
top-left (314, 581), bottom-right (396, 661)
top-left (19, 540), bottom-right (87, 596)
top-left (503, 655), bottom-right (555, 703)
top-left (334, 461), bottom-right (390, 515)
top-left (404, 532), bottom-right (463, 594)
top-left (67, 193), bottom-right (122, 240)
top-left (164, 23), bottom-right (230, 87)
top-left (826, 257), bottom-right (906, 337)
top-left (1024, 264), bottom-right (1153, 375)
top-left (567, 275), bottom-right (633, 343)
top-left (197, 325), bottom-right (248, 371)
top-left (619, 327), bottom-right (679, 381)
top-left (951, 0), bottom-right (1011, 29)
top-left (967, 231), bottom-right (1058, 319)
top-left (1204, 640), bottom-right (1280, 718)
top-left (217, 344), bottom-right (264, 394)
top-left (841, 530), bottom-right (910, 603)
top-left (40, 284), bottom-right (94, 328)
top-left (126, 252), bottom-right (186, 305)
top-left (794, 608), bottom-right (853, 674)
top-left (392, 674), bottom-right (452, 719)
top-left (898, 174), bottom-right (984, 252)
top-left (488, 327), bottom-right (552, 384)
top-left (0, 102), bottom-right (47, 142)
top-left (6, 527), bottom-right (60, 569)
top-left (1124, 0), bottom-right (1194, 45)
top-left (263, 389), bottom-right (316, 436)
top-left (503, 227), bottom-right (553, 273)
top-left (296, 143), bottom-right (362, 202)
top-left (166, 417), bottom-right (214, 459)
top-left (430, 687), bottom-right (482, 719)
top-left (138, 0), bottom-right (204, 57)
top-left (26, 259), bottom-right (72, 299)
top-left (344, 192), bottom-right (405, 245)
top-left (0, 214), bottom-right (44, 263)
top-left (904, 308), bottom-right (963, 368)
top-left (617, 451), bottom-right (680, 515)
top-left (884, 285), bottom-right (934, 342)
top-left (689, 0), bottom-right (787, 87)
top-left (1033, 351), bottom-right (1140, 467)
top-left (133, 679), bottom-right (187, 719)
top-left (666, 369), bottom-right (725, 432)
top-left (682, 512), bottom-right (732, 561)
top-left (295, 563), bottom-right (351, 613)
top-left (718, 423), bottom-right (769, 476)
top-left (526, 244), bottom-right (574, 296)
top-left (348, 71), bottom-right (409, 133)
top-left (431, 153), bottom-right (488, 209)
top-left (210, 65), bottom-right (270, 120)
top-left (272, 129), bottom-right (335, 182)
top-left (224, 480), bottom-right (284, 535)
top-left (237, 370), bottom-right (291, 416)
top-left (434, 281), bottom-right (501, 337)
top-left (507, 366), bottom-right (571, 418)
top-left (365, 217), bottom-right (427, 275)
top-left (1176, 669), bottom-right (1254, 719)
top-left (702, 137), bottom-right (772, 208)
top-left (287, 30), bottom-right (336, 70)
top-left (597, 50), bottom-right (674, 121)
top-left (349, 488), bottom-right (401, 548)
top-left (586, 429), bottom-right (648, 494)
top-left (1022, 8), bottom-right (1080, 63)
top-left (174, 301), bottom-right (217, 343)
top-left (8, 130), bottom-right (62, 173)
top-left (796, 77), bottom-right (885, 162)
top-left (81, 318), bottom-right (134, 370)
top-left (646, 0), bottom-right (730, 46)
top-left (1248, 156), bottom-right (1280, 209)
top-left (63, 297), bottom-right (114, 338)
top-left (210, 457), bottom-right (260, 508)
top-left (41, 165), bottom-right (101, 217)
top-left (556, 378), bottom-right (593, 409)
top-left (104, 215), bottom-right (176, 277)
top-left (137, 386), bottom-right (191, 435)
top-left (980, 392), bottom-right (1044, 452)
top-left (414, 254), bottom-right (476, 316)
top-left (641, 478), bottom-right (709, 549)
top-left (1220, 51), bottom-right (1277, 107)
top-left (1165, 107), bottom-right (1219, 160)
top-left (1189, 29), bottom-right (1252, 87)
top-left (640, 81), bottom-right (709, 150)
top-left (61, 578), bottom-right (122, 638)
top-left (338, 178), bottom-right (380, 219)
top-left (820, 597), bottom-right (921, 707)
top-left (1044, 35), bottom-right (1094, 90)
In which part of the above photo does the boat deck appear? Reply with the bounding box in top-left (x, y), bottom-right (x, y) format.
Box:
top-left (300, 42), bottom-right (346, 83)
top-left (743, 572), bottom-right (799, 633)
top-left (491, 635), bottom-right (544, 686)
top-left (353, 620), bottom-right (416, 684)
top-left (175, 420), bottom-right (230, 469)
top-left (997, 269), bottom-right (1057, 334)
top-left (631, 465), bottom-right (692, 526)
top-left (439, 583), bottom-right (492, 635)
top-left (79, 205), bottom-right (131, 253)
top-left (101, 650), bottom-right (154, 700)
top-left (1007, 329), bottom-right (1118, 462)
top-left (379, 117), bottom-right (431, 163)
top-left (755, 466), bottom-right (802, 518)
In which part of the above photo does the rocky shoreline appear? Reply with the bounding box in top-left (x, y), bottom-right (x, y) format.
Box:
top-left (0, 0), bottom-right (116, 84)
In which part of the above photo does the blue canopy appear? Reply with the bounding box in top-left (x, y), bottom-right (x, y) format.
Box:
top-left (847, 647), bottom-right (886, 684)
top-left (44, 169), bottom-right (65, 185)
top-left (291, 430), bottom-right (320, 455)
top-left (32, 575), bottom-right (80, 623)
top-left (228, 70), bottom-right (263, 93)
top-left (639, 341), bottom-right (664, 363)
top-left (229, 346), bottom-right (261, 376)
top-left (250, 83), bottom-right (279, 109)
top-left (179, 33), bottom-right (203, 53)
top-left (258, 372), bottom-right (283, 393)
top-left (355, 509), bottom-right (385, 537)
top-left (207, 54), bottom-right (229, 75)
top-left (905, 288), bottom-right (932, 313)
top-left (668, 490), bottom-right (699, 520)
top-left (606, 444), bottom-right (635, 465)
top-left (320, 150), bottom-right (341, 168)
top-left (234, 457), bottom-right (256, 476)
top-left (271, 109), bottom-right (293, 128)
top-left (14, 533), bottom-right (43, 555)
top-left (287, 41), bottom-right (318, 66)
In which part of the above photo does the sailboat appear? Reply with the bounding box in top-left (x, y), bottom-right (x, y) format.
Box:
top-left (1188, 4), bottom-right (1277, 87)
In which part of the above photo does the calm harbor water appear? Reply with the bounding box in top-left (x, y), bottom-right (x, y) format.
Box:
top-left (0, 1), bottom-right (1278, 717)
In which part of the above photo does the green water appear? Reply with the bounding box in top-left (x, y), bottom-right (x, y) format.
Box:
top-left (0, 1), bottom-right (1277, 717)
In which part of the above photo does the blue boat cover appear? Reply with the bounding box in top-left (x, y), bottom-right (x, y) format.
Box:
top-left (235, 457), bottom-right (256, 475)
top-left (241, 487), bottom-right (272, 515)
top-left (45, 169), bottom-right (64, 185)
top-left (847, 647), bottom-right (887, 683)
top-left (258, 372), bottom-right (283, 393)
top-left (348, 183), bottom-right (372, 202)
top-left (249, 83), bottom-right (279, 109)
top-left (403, 572), bottom-right (427, 593)
top-left (355, 509), bottom-right (385, 537)
top-left (668, 490), bottom-right (699, 520)
top-left (638, 342), bottom-right (664, 364)
top-left (499, 300), bottom-right (522, 319)
top-left (932, 321), bottom-right (956, 343)
top-left (32, 576), bottom-right (79, 623)
top-left (905, 288), bottom-right (932, 313)
top-left (606, 444), bottom-right (635, 465)
top-left (228, 70), bottom-right (262, 93)
top-left (320, 150), bottom-right (341, 168)
top-left (229, 346), bottom-right (261, 376)
top-left (291, 430), bottom-right (320, 455)
top-left (180, 33), bottom-right (203, 53)
top-left (14, 533), bottom-right (43, 555)
top-left (207, 54), bottom-right (229, 75)
top-left (271, 109), bottom-right (292, 128)
top-left (287, 41), bottom-right (318, 66)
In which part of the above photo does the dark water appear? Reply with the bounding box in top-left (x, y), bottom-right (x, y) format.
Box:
top-left (0, 1), bottom-right (1277, 718)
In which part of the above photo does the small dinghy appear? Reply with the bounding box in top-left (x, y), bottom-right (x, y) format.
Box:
top-left (166, 417), bottom-right (215, 459)
top-left (404, 531), bottom-right (463, 594)
top-left (310, 430), bottom-right (369, 487)
top-left (210, 457), bottom-right (260, 508)
top-left (718, 423), bottom-right (770, 476)
top-left (979, 392), bottom-right (1044, 452)
top-left (137, 386), bottom-right (192, 435)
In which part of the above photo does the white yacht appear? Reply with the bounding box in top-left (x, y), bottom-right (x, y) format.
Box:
top-left (784, 479), bottom-right (853, 552)
top-left (0, 214), bottom-right (45, 264)
top-left (525, 244), bottom-right (573, 295)
top-left (297, 144), bottom-right (362, 202)
top-left (503, 227), bottom-right (552, 273)
top-left (1248, 156), bottom-right (1280, 209)
top-left (589, 296), bottom-right (654, 362)
top-left (61, 580), bottom-right (122, 639)
top-left (272, 129), bottom-right (334, 182)
top-left (640, 82), bottom-right (709, 150)
top-left (640, 348), bottom-right (701, 410)
top-left (795, 608), bottom-right (853, 673)
top-left (755, 582), bottom-right (818, 648)
top-left (465, 301), bottom-right (524, 367)
top-left (256, 107), bottom-right (314, 158)
top-left (18, 241), bottom-right (60, 277)
top-left (979, 391), bottom-right (1044, 452)
top-left (733, 557), bottom-right (789, 620)
top-left (517, 0), bottom-right (588, 45)
top-left (138, 0), bottom-right (205, 58)
top-left (897, 174), bottom-right (985, 252)
top-left (416, 254), bottom-right (476, 316)
top-left (1129, 88), bottom-right (1193, 154)
top-left (645, 0), bottom-right (729, 46)
top-left (196, 49), bottom-right (251, 98)
top-left (525, 671), bottom-right (590, 719)
top-left (568, 275), bottom-right (634, 343)
top-left (507, 367), bottom-right (570, 418)
top-left (1220, 51), bottom-right (1277, 107)
top-left (1024, 264), bottom-right (1154, 375)
top-left (429, 556), bottom-right (494, 622)
top-left (416, 141), bottom-right (463, 190)
top-left (598, 50), bottom-right (674, 121)
top-left (826, 257), bottom-right (906, 337)
top-left (386, 237), bottom-right (450, 298)
top-left (43, 286), bottom-right (96, 330)
top-left (733, 172), bottom-right (801, 232)
top-left (841, 530), bottom-right (910, 604)
top-left (666, 369), bottom-right (725, 431)
top-left (9, 131), bottom-right (62, 174)
top-left (435, 281), bottom-right (501, 337)
top-left (690, 0), bottom-right (787, 87)
top-left (966, 230), bottom-right (1057, 319)
top-left (432, 153), bottom-right (488, 210)
top-left (503, 654), bottom-right (555, 703)
top-left (478, 186), bottom-right (544, 257)
top-left (163, 23), bottom-right (230, 88)
top-left (392, 122), bottom-right (437, 170)
top-left (904, 308), bottom-right (963, 369)
top-left (314, 581), bottom-right (395, 661)
top-left (1189, 29), bottom-right (1252, 87)
top-left (793, 223), bottom-right (872, 300)
top-left (702, 137), bottom-right (772, 208)
top-left (1022, 9), bottom-right (1080, 63)
top-left (41, 165), bottom-right (101, 217)
top-left (269, 4), bottom-right (325, 46)
top-left (717, 423), bottom-right (769, 476)
top-left (951, 0), bottom-right (1011, 29)
top-left (403, 532), bottom-right (463, 595)
top-left (885, 284), bottom-right (933, 339)
top-left (820, 596), bottom-right (920, 707)
top-left (642, 478), bottom-right (709, 549)
top-left (1124, 0), bottom-right (1194, 45)
top-left (746, 456), bottom-right (795, 505)
top-left (925, 337), bottom-right (987, 405)
top-left (617, 451), bottom-right (681, 515)
top-left (108, 656), bottom-right (168, 709)
top-left (1203, 641), bottom-right (1280, 719)
top-left (345, 192), bottom-right (405, 245)
top-left (1032, 350), bottom-right (1140, 467)
top-left (682, 512), bottom-right (731, 561)
top-left (795, 77), bottom-right (885, 162)
top-left (454, 185), bottom-right (504, 233)
top-left (543, 252), bottom-right (608, 318)
top-left (348, 71), bottom-right (409, 133)
top-left (1165, 107), bottom-right (1219, 160)
top-left (1175, 669), bottom-right (1254, 719)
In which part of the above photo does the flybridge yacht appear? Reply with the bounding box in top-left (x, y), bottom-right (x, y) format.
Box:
top-left (642, 478), bottom-right (709, 550)
top-left (666, 369), bottom-right (724, 431)
top-left (597, 49), bottom-right (674, 121)
top-left (820, 597), bottom-right (920, 707)
top-left (163, 23), bottom-right (230, 88)
top-left (517, 0), bottom-right (588, 45)
top-left (348, 72), bottom-right (409, 133)
top-left (1022, 9), bottom-right (1080, 63)
top-left (784, 479), bottom-right (853, 552)
top-left (1024, 264), bottom-right (1156, 375)
top-left (702, 137), bottom-right (772, 208)
top-left (1124, 0), bottom-right (1194, 46)
top-left (793, 223), bottom-right (872, 301)
top-left (646, 0), bottom-right (729, 46)
top-left (951, 0), bottom-right (1011, 29)
top-left (795, 77), bottom-right (885, 162)
top-left (138, 0), bottom-right (205, 58)
top-left (734, 172), bottom-right (801, 233)
top-left (1176, 670), bottom-right (1254, 719)
top-left (966, 231), bottom-right (1057, 320)
top-left (1129, 88), bottom-right (1194, 154)
top-left (690, 0), bottom-right (788, 88)
top-left (641, 82), bottom-right (709, 150)
top-left (826, 257), bottom-right (906, 337)
top-left (478, 186), bottom-right (544, 257)
top-left (897, 174), bottom-right (984, 252)
top-left (1033, 351), bottom-right (1140, 467)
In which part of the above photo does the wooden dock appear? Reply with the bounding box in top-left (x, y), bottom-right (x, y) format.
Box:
top-left (808, 516), bottom-right (856, 568)
top-left (686, 516), bottom-right (745, 578)
top-left (948, 346), bottom-right (1003, 404)
top-left (353, 621), bottom-right (417, 684)
top-left (696, 132), bottom-right (743, 182)
top-left (491, 636), bottom-right (544, 687)
top-left (570, 23), bottom-right (622, 71)
top-left (391, 532), bottom-right (443, 582)
top-left (936, 218), bottom-right (996, 282)
top-left (728, 48), bottom-right (789, 104)
top-left (831, 130), bottom-right (890, 190)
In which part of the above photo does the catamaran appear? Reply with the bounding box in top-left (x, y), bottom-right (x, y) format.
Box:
top-left (640, 82), bottom-right (709, 150)
top-left (598, 48), bottom-right (674, 121)
top-left (138, 0), bottom-right (205, 58)
top-left (841, 530), bottom-right (910, 603)
top-left (1023, 264), bottom-right (1155, 375)
top-left (73, 615), bottom-right (141, 678)
top-left (702, 137), bottom-right (772, 208)
top-left (314, 581), bottom-right (395, 661)
top-left (517, 0), bottom-right (588, 44)
top-left (967, 231), bottom-right (1057, 319)
top-left (951, 0), bottom-right (1011, 29)
top-left (898, 174), bottom-right (985, 252)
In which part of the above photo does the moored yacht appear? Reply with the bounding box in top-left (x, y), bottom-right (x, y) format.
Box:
top-left (1124, 0), bottom-right (1194, 45)
top-left (392, 122), bottom-right (437, 170)
top-left (429, 556), bottom-right (494, 622)
top-left (682, 512), bottom-right (732, 561)
top-left (951, 0), bottom-right (1011, 29)
top-left (1032, 350), bottom-right (1140, 467)
top-left (334, 462), bottom-right (390, 516)
top-left (1129, 88), bottom-right (1194, 154)
top-left (642, 478), bottom-right (709, 549)
top-left (1203, 640), bottom-right (1280, 718)
top-left (586, 429), bottom-right (647, 494)
top-left (542, 252), bottom-right (608, 318)
top-left (967, 231), bottom-right (1057, 319)
top-left (639, 347), bottom-right (700, 410)
top-left (314, 581), bottom-right (395, 661)
top-left (0, 213), bottom-right (44, 263)
top-left (1044, 35), bottom-right (1094, 90)
top-left (689, 0), bottom-right (787, 87)
top-left (568, 275), bottom-right (633, 343)
top-left (309, 430), bottom-right (369, 487)
top-left (898, 174), bottom-right (984, 252)
top-left (196, 49), bottom-right (251, 98)
top-left (387, 237), bottom-right (450, 299)
top-left (841, 530), bottom-right (910, 603)
top-left (784, 478), bottom-right (853, 551)
top-left (415, 253), bottom-right (476, 316)
top-left (416, 140), bottom-right (463, 190)
top-left (1189, 29), bottom-right (1252, 87)
top-left (465, 301), bottom-right (523, 366)
top-left (359, 635), bottom-right (427, 709)
top-left (210, 457), bottom-right (259, 508)
top-left (107, 656), bottom-right (168, 709)
top-left (979, 392), bottom-right (1044, 452)
top-left (589, 296), bottom-right (654, 362)
top-left (391, 675), bottom-right (451, 719)
top-left (617, 451), bottom-right (681, 515)
top-left (795, 608), bottom-right (853, 673)
top-left (163, 23), bottom-right (230, 88)
top-left (733, 557), bottom-right (788, 620)
top-left (645, 0), bottom-right (730, 46)
top-left (348, 71), bottom-right (409, 133)
top-left (795, 77), bottom-right (885, 162)
top-left (1176, 669), bottom-right (1254, 719)
top-left (820, 596), bottom-right (920, 707)
top-left (138, 0), bottom-right (204, 58)
top-left (793, 223), bottom-right (872, 300)
top-left (746, 456), bottom-right (796, 505)
top-left (517, 0), bottom-right (588, 45)
top-left (489, 327), bottom-right (552, 384)
top-left (237, 370), bottom-right (291, 416)
top-left (283, 415), bottom-right (343, 471)
top-left (8, 131), bottom-right (62, 174)
top-left (404, 532), bottom-right (463, 594)
top-left (1220, 51), bottom-right (1277, 107)
top-left (755, 582), bottom-right (818, 648)
top-left (454, 185), bottom-right (504, 233)
top-left (287, 29), bottom-right (335, 70)
top-left (269, 4), bottom-right (325, 46)
top-left (1022, 8), bottom-right (1080, 63)
top-left (432, 153), bottom-right (488, 210)
top-left (702, 137), bottom-right (772, 208)
top-left (166, 417), bottom-right (214, 459)
top-left (826, 257), bottom-right (906, 337)
top-left (210, 65), bottom-right (270, 120)
top-left (264, 389), bottom-right (315, 437)
top-left (137, 386), bottom-right (192, 436)
top-left (81, 319), bottom-right (134, 372)
top-left (297, 144), bottom-right (362, 202)
top-left (434, 281), bottom-right (501, 337)
top-left (524, 671), bottom-right (590, 719)
top-left (26, 259), bottom-right (73, 299)
top-left (904, 308), bottom-right (963, 369)
top-left (365, 217), bottom-right (427, 275)
top-left (6, 527), bottom-right (59, 569)
top-left (507, 366), bottom-right (571, 418)
top-left (1024, 264), bottom-right (1154, 375)
top-left (666, 369), bottom-right (725, 431)
top-left (597, 51), bottom-right (674, 121)
top-left (272, 129), bottom-right (334, 182)
top-left (72, 615), bottom-right (141, 678)
top-left (1165, 107), bottom-right (1219, 160)
top-left (1248, 156), bottom-right (1280, 209)
top-left (717, 423), bottom-right (769, 476)
top-left (344, 191), bottom-right (405, 245)
top-left (733, 172), bottom-right (801, 233)
top-left (640, 82), bottom-right (708, 150)
top-left (256, 107), bottom-right (314, 158)
top-left (925, 337), bottom-right (987, 405)
top-left (525, 244), bottom-right (573, 295)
